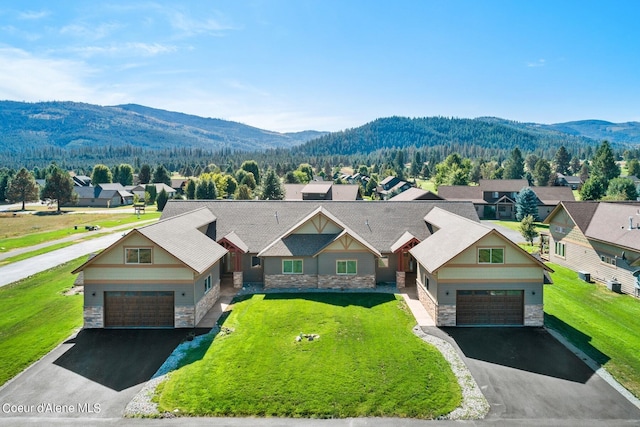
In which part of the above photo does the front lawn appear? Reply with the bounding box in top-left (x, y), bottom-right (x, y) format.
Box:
top-left (0, 257), bottom-right (84, 386)
top-left (545, 263), bottom-right (640, 398)
top-left (156, 293), bottom-right (461, 418)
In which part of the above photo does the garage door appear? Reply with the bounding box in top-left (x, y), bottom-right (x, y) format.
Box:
top-left (456, 290), bottom-right (523, 326)
top-left (104, 291), bottom-right (174, 328)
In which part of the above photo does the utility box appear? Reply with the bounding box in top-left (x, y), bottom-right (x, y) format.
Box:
top-left (606, 279), bottom-right (621, 293)
top-left (578, 271), bottom-right (591, 282)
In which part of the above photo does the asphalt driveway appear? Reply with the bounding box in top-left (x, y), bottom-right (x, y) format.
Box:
top-left (431, 327), bottom-right (640, 423)
top-left (0, 329), bottom-right (208, 420)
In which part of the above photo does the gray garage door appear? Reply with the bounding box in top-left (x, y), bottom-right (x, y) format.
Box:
top-left (456, 290), bottom-right (524, 326)
top-left (104, 291), bottom-right (174, 328)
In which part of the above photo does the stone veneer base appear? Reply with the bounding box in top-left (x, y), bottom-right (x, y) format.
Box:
top-left (84, 306), bottom-right (103, 328)
top-left (195, 282), bottom-right (221, 325)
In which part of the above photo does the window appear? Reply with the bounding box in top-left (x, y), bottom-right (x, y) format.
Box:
top-left (600, 255), bottom-right (616, 266)
top-left (251, 256), bottom-right (261, 268)
top-left (204, 275), bottom-right (212, 293)
top-left (478, 248), bottom-right (504, 264)
top-left (423, 274), bottom-right (429, 290)
top-left (555, 242), bottom-right (566, 258)
top-left (283, 259), bottom-right (303, 274)
top-left (125, 248), bottom-right (152, 264)
top-left (337, 260), bottom-right (357, 275)
top-left (492, 191), bottom-right (499, 198)
top-left (377, 256), bottom-right (389, 268)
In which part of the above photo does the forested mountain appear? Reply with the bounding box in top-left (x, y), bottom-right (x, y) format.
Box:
top-left (0, 101), bottom-right (326, 167)
top-left (292, 116), bottom-right (607, 160)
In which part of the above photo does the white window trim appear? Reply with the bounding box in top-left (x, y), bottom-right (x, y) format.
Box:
top-left (125, 247), bottom-right (152, 264)
top-left (282, 259), bottom-right (303, 274)
top-left (336, 259), bottom-right (357, 275)
top-left (555, 241), bottom-right (566, 258)
top-left (204, 274), bottom-right (212, 293)
top-left (478, 247), bottom-right (504, 264)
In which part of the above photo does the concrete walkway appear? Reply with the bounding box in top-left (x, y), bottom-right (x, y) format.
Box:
top-left (196, 282), bottom-right (240, 328)
top-left (400, 285), bottom-right (436, 327)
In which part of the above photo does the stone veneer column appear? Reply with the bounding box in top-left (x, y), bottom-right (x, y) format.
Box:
top-left (524, 304), bottom-right (544, 326)
top-left (83, 306), bottom-right (103, 328)
top-left (437, 305), bottom-right (457, 326)
top-left (195, 283), bottom-right (221, 325)
top-left (396, 271), bottom-right (406, 289)
top-left (175, 306), bottom-right (195, 328)
top-left (233, 271), bottom-right (243, 288)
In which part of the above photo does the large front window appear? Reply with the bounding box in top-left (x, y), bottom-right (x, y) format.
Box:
top-left (283, 259), bottom-right (303, 274)
top-left (337, 260), bottom-right (357, 275)
top-left (478, 248), bottom-right (504, 264)
top-left (125, 248), bottom-right (152, 264)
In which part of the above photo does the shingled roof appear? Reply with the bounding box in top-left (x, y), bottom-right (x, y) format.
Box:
top-left (161, 200), bottom-right (479, 254)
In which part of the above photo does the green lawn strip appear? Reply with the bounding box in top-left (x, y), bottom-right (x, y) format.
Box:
top-left (0, 257), bottom-right (84, 386)
top-left (157, 293), bottom-right (461, 418)
top-left (545, 263), bottom-right (640, 398)
top-left (488, 219), bottom-right (548, 234)
top-left (0, 213), bottom-right (160, 252)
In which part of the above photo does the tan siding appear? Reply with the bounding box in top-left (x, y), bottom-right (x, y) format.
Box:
top-left (84, 266), bottom-right (193, 282)
top-left (322, 235), bottom-right (367, 252)
top-left (447, 233), bottom-right (537, 266)
top-left (294, 214), bottom-right (342, 234)
top-left (438, 265), bottom-right (543, 281)
top-left (92, 233), bottom-right (183, 266)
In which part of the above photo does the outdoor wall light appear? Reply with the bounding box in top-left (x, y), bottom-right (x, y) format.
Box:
top-left (445, 291), bottom-right (449, 295)
top-left (92, 292), bottom-right (96, 296)
top-left (532, 291), bottom-right (536, 295)
top-left (181, 292), bottom-right (186, 296)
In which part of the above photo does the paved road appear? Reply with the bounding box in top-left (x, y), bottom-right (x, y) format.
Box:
top-left (0, 232), bottom-right (124, 287)
top-left (480, 220), bottom-right (527, 244)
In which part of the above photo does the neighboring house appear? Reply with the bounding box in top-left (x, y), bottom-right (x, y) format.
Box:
top-left (438, 179), bottom-right (575, 221)
top-left (171, 178), bottom-right (189, 194)
top-left (126, 183), bottom-right (177, 201)
top-left (376, 176), bottom-right (412, 199)
top-left (73, 183), bottom-right (134, 208)
top-left (411, 207), bottom-right (552, 326)
top-left (555, 173), bottom-right (583, 190)
top-left (284, 182), bottom-right (362, 200)
top-left (543, 201), bottom-right (640, 298)
top-left (74, 200), bottom-right (551, 328)
top-left (73, 208), bottom-right (227, 328)
top-left (72, 175), bottom-right (92, 187)
top-left (388, 187), bottom-right (443, 201)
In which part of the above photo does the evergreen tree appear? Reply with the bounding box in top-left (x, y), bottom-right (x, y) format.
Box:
top-left (236, 184), bottom-right (252, 200)
top-left (91, 164), bottom-right (112, 185)
top-left (241, 173), bottom-right (257, 190)
top-left (153, 165), bottom-right (171, 186)
top-left (42, 165), bottom-right (77, 213)
top-left (225, 176), bottom-right (238, 197)
top-left (524, 154), bottom-right (540, 173)
top-left (503, 147), bottom-right (524, 179)
top-left (515, 187), bottom-right (539, 221)
top-left (580, 176), bottom-right (607, 201)
top-left (579, 162), bottom-right (590, 183)
top-left (156, 188), bottom-right (169, 211)
top-left (591, 141), bottom-right (620, 183)
top-left (7, 168), bottom-right (39, 210)
top-left (145, 184), bottom-right (157, 204)
top-left (0, 173), bottom-right (11, 202)
top-left (240, 160), bottom-right (261, 185)
top-left (569, 157), bottom-right (581, 175)
top-left (260, 169), bottom-right (284, 200)
top-left (553, 146), bottom-right (571, 174)
top-left (410, 151), bottom-right (422, 177)
top-left (533, 159), bottom-right (551, 186)
top-left (138, 164), bottom-right (151, 184)
top-left (185, 180), bottom-right (196, 199)
top-left (519, 215), bottom-right (539, 246)
top-left (365, 177), bottom-right (378, 197)
top-left (605, 177), bottom-right (638, 201)
top-left (627, 159), bottom-right (640, 177)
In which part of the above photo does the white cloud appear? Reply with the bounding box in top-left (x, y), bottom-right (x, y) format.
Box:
top-left (526, 59), bottom-right (546, 67)
top-left (18, 10), bottom-right (50, 20)
top-left (60, 22), bottom-right (121, 40)
top-left (68, 42), bottom-right (178, 58)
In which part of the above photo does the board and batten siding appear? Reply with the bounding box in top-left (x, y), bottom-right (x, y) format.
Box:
top-left (548, 217), bottom-right (640, 297)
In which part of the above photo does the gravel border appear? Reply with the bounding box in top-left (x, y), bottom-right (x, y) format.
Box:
top-left (412, 326), bottom-right (489, 420)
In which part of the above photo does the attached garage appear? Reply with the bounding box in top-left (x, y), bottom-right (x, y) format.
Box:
top-left (104, 291), bottom-right (175, 328)
top-left (456, 290), bottom-right (524, 326)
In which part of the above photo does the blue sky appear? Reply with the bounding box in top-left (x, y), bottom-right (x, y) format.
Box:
top-left (0, 1), bottom-right (638, 132)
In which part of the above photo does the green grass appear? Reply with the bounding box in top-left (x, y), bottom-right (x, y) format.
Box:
top-left (156, 293), bottom-right (461, 418)
top-left (415, 178), bottom-right (437, 193)
top-left (0, 257), bottom-right (85, 386)
top-left (545, 263), bottom-right (640, 398)
top-left (0, 241), bottom-right (77, 266)
top-left (0, 212), bottom-right (160, 252)
top-left (489, 219), bottom-right (548, 234)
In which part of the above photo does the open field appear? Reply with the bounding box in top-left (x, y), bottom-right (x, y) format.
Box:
top-left (156, 293), bottom-right (461, 418)
top-left (0, 211), bottom-right (160, 252)
top-left (545, 263), bottom-right (640, 398)
top-left (0, 257), bottom-right (85, 386)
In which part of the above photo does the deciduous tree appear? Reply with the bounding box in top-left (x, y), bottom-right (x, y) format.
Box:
top-left (605, 177), bottom-right (638, 201)
top-left (519, 215), bottom-right (539, 246)
top-left (91, 164), bottom-right (112, 185)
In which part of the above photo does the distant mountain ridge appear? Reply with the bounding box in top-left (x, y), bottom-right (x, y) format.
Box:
top-left (0, 100), bottom-right (637, 168)
top-left (0, 101), bottom-right (327, 154)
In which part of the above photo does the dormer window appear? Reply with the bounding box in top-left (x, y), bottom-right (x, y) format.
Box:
top-left (478, 248), bottom-right (504, 264)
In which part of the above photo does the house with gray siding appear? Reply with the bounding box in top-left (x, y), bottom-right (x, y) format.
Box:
top-left (73, 200), bottom-right (552, 328)
top-left (543, 201), bottom-right (640, 298)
